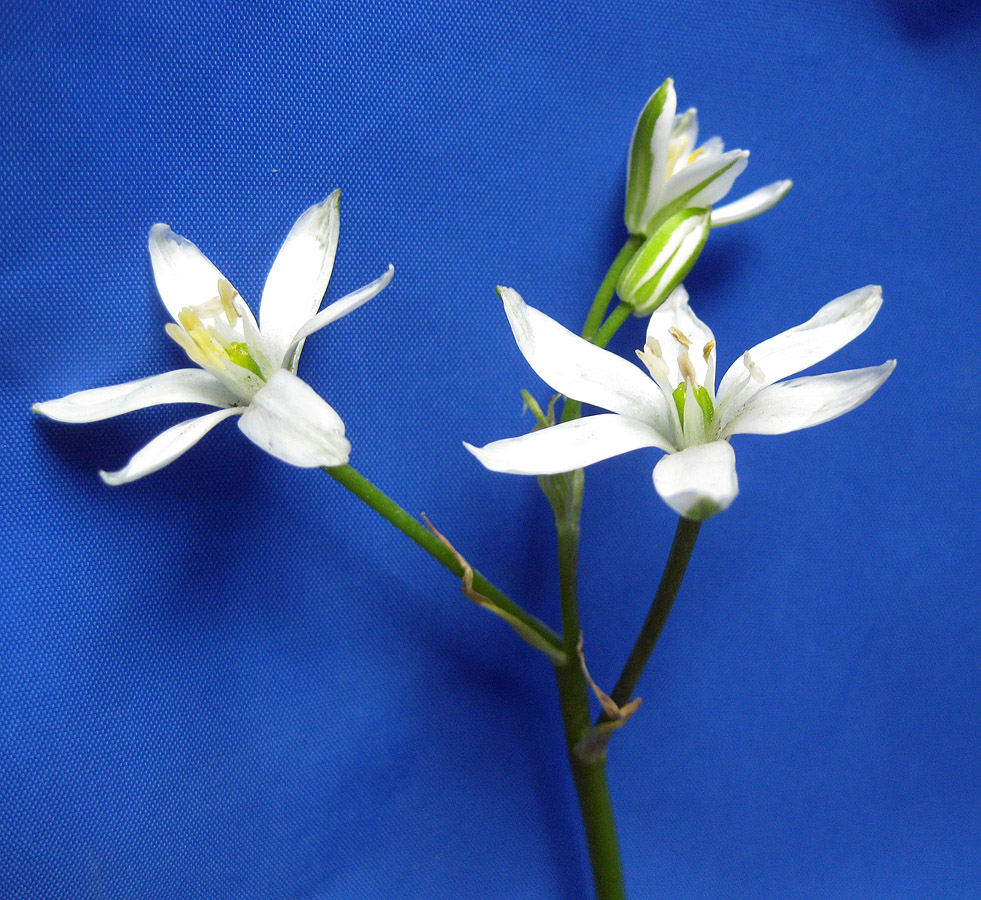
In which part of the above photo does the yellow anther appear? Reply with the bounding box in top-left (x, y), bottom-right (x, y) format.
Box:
top-left (177, 307), bottom-right (204, 333)
top-left (703, 340), bottom-right (716, 362)
top-left (687, 146), bottom-right (706, 165)
top-left (668, 326), bottom-right (692, 348)
top-left (165, 323), bottom-right (211, 370)
top-left (217, 278), bottom-right (239, 326)
top-left (175, 307), bottom-right (228, 370)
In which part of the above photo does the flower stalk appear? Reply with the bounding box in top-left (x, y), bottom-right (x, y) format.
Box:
top-left (323, 464), bottom-right (564, 660)
top-left (599, 516), bottom-right (701, 724)
top-left (581, 236), bottom-right (645, 342)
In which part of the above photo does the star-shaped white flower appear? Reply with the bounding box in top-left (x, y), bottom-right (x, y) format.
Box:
top-left (33, 191), bottom-right (393, 485)
top-left (465, 285), bottom-right (895, 520)
top-left (625, 78), bottom-right (793, 237)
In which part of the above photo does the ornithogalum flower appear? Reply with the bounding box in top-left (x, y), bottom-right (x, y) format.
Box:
top-left (33, 191), bottom-right (393, 484)
top-left (465, 285), bottom-right (894, 520)
top-left (624, 78), bottom-right (792, 238)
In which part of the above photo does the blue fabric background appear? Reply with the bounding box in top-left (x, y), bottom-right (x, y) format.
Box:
top-left (2, 1), bottom-right (979, 897)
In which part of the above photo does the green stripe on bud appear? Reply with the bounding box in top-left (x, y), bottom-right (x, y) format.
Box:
top-left (624, 78), bottom-right (675, 235)
top-left (616, 207), bottom-right (710, 315)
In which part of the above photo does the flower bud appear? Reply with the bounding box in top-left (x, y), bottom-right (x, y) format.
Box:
top-left (616, 208), bottom-right (710, 315)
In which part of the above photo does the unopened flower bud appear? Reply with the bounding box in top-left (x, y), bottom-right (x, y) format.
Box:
top-left (616, 208), bottom-right (710, 315)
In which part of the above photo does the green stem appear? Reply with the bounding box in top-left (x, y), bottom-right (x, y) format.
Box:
top-left (581, 235), bottom-right (643, 342)
top-left (592, 302), bottom-right (634, 349)
top-left (599, 517), bottom-right (701, 723)
top-left (555, 660), bottom-right (627, 900)
top-left (324, 464), bottom-right (563, 658)
top-left (552, 511), bottom-right (626, 900)
top-left (562, 239), bottom-right (643, 426)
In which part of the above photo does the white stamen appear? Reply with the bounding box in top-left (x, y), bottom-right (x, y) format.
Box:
top-left (636, 339), bottom-right (670, 382)
top-left (703, 340), bottom-right (716, 362)
top-left (678, 350), bottom-right (697, 386)
top-left (743, 351), bottom-right (765, 384)
top-left (217, 278), bottom-right (239, 326)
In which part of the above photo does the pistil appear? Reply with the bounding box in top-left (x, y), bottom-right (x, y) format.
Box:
top-left (164, 285), bottom-right (264, 380)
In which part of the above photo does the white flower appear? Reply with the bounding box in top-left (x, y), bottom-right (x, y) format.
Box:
top-left (625, 78), bottom-right (792, 238)
top-left (465, 285), bottom-right (895, 520)
top-left (33, 191), bottom-right (393, 484)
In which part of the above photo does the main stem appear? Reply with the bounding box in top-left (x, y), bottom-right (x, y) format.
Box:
top-left (546, 237), bottom-right (645, 898)
top-left (554, 519), bottom-right (627, 900)
top-left (600, 517), bottom-right (701, 722)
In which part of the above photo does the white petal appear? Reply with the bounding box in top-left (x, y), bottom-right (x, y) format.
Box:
top-left (259, 191), bottom-right (341, 367)
top-left (281, 264), bottom-right (394, 371)
top-left (32, 369), bottom-right (238, 422)
top-left (710, 180), bottom-right (793, 227)
top-left (465, 413), bottom-right (673, 476)
top-left (148, 224), bottom-right (234, 323)
top-left (645, 284), bottom-right (716, 389)
top-left (99, 407), bottom-right (242, 485)
top-left (237, 370), bottom-right (350, 468)
top-left (652, 441), bottom-right (738, 520)
top-left (717, 285), bottom-right (884, 421)
top-left (696, 135), bottom-right (725, 159)
top-left (666, 108), bottom-right (698, 177)
top-left (499, 287), bottom-right (669, 425)
top-left (657, 149), bottom-right (749, 213)
top-left (722, 361), bottom-right (895, 437)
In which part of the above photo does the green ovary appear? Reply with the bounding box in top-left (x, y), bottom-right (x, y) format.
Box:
top-left (672, 383), bottom-right (714, 429)
top-left (226, 342), bottom-right (263, 378)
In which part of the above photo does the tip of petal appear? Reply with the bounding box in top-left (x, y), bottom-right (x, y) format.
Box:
top-left (495, 285), bottom-right (521, 306)
top-left (147, 222), bottom-right (184, 244)
top-left (98, 469), bottom-right (127, 486)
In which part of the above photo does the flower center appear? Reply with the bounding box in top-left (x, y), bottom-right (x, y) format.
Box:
top-left (637, 327), bottom-right (717, 443)
top-left (165, 279), bottom-right (263, 378)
